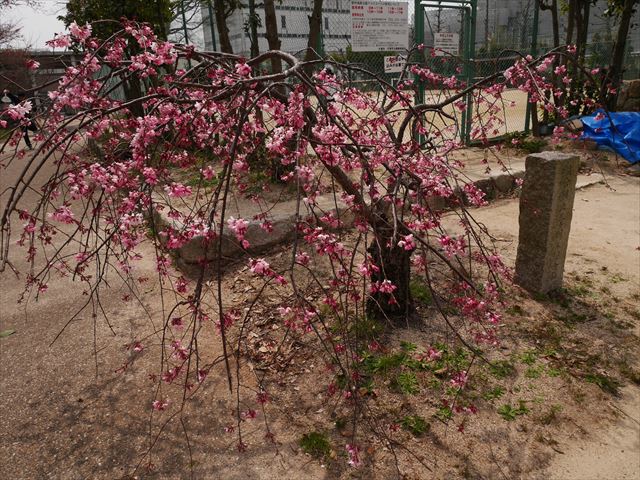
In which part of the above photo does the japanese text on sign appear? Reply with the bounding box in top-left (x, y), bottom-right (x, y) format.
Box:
top-left (351, 1), bottom-right (409, 52)
top-left (434, 32), bottom-right (460, 56)
top-left (384, 55), bottom-right (407, 73)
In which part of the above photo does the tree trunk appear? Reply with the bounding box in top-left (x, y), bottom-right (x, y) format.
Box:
top-left (263, 0), bottom-right (282, 74)
top-left (540, 0), bottom-right (560, 118)
top-left (213, 0), bottom-right (233, 53)
top-left (550, 0), bottom-right (559, 48)
top-left (304, 0), bottom-right (323, 76)
top-left (565, 0), bottom-right (576, 45)
top-left (574, 1), bottom-right (589, 82)
top-left (366, 223), bottom-right (414, 320)
top-left (247, 0), bottom-right (259, 58)
top-left (122, 78), bottom-right (144, 119)
top-left (606, 0), bottom-right (635, 110)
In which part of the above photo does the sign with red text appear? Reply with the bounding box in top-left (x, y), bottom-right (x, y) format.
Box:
top-left (351, 1), bottom-right (409, 52)
top-left (384, 55), bottom-right (407, 73)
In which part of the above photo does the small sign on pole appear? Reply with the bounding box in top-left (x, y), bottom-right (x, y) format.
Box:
top-left (351, 1), bottom-right (409, 52)
top-left (434, 32), bottom-right (460, 56)
top-left (384, 55), bottom-right (407, 74)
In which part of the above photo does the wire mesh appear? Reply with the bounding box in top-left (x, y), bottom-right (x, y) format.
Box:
top-left (191, 0), bottom-right (639, 142)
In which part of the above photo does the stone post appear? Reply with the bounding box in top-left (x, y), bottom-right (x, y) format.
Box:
top-left (515, 152), bottom-right (581, 293)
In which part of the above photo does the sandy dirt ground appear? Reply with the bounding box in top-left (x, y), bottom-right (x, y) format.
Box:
top-left (1, 142), bottom-right (638, 479)
top-left (459, 174), bottom-right (640, 480)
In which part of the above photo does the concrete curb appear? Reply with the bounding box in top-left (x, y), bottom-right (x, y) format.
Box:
top-left (152, 195), bottom-right (353, 274)
top-left (153, 166), bottom-right (592, 273)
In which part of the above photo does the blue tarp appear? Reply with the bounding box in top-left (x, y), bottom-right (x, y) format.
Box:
top-left (581, 110), bottom-right (640, 164)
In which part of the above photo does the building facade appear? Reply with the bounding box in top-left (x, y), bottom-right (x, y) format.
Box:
top-left (200, 0), bottom-right (353, 56)
top-left (425, 0), bottom-right (640, 54)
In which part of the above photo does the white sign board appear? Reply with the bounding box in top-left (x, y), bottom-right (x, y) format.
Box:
top-left (434, 32), bottom-right (460, 56)
top-left (384, 55), bottom-right (407, 73)
top-left (351, 1), bottom-right (409, 52)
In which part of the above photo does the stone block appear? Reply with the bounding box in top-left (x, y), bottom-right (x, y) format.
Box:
top-left (616, 89), bottom-right (629, 110)
top-left (427, 195), bottom-right (447, 211)
top-left (622, 97), bottom-right (640, 112)
top-left (627, 79), bottom-right (640, 98)
top-left (491, 173), bottom-right (515, 193)
top-left (244, 215), bottom-right (296, 252)
top-left (473, 178), bottom-right (495, 200)
top-left (515, 152), bottom-right (580, 293)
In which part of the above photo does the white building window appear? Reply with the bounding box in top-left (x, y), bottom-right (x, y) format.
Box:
top-left (324, 17), bottom-right (329, 31)
top-left (281, 15), bottom-right (287, 29)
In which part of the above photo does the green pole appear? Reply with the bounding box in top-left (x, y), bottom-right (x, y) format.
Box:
top-left (207, 1), bottom-right (217, 51)
top-left (414, 0), bottom-right (425, 106)
top-left (464, 0), bottom-right (477, 144)
top-left (524, 0), bottom-right (540, 133)
top-left (180, 0), bottom-right (192, 68)
top-left (318, 18), bottom-right (325, 58)
top-left (181, 0), bottom-right (190, 45)
top-left (460, 8), bottom-right (469, 142)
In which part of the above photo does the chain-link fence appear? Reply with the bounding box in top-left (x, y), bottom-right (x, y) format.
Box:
top-left (181, 0), bottom-right (639, 143)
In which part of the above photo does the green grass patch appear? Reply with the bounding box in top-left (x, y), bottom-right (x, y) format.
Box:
top-left (363, 352), bottom-right (406, 375)
top-left (0, 329), bottom-right (16, 338)
top-left (584, 373), bottom-right (621, 395)
top-left (525, 365), bottom-right (544, 379)
top-left (498, 401), bottom-right (529, 421)
top-left (300, 431), bottom-right (331, 458)
top-left (506, 305), bottom-right (526, 316)
top-left (482, 386), bottom-right (505, 401)
top-left (546, 367), bottom-right (563, 378)
top-left (537, 404), bottom-right (563, 425)
top-left (401, 415), bottom-right (429, 436)
top-left (351, 316), bottom-right (385, 340)
top-left (489, 360), bottom-right (516, 379)
top-left (518, 350), bottom-right (538, 365)
top-left (393, 371), bottom-right (420, 395)
top-left (410, 280), bottom-right (433, 305)
top-left (435, 405), bottom-right (453, 422)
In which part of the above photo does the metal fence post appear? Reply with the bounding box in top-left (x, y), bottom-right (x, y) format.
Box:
top-left (524, 0), bottom-right (540, 134)
top-left (461, 8), bottom-right (469, 142)
top-left (414, 0), bottom-right (425, 106)
top-left (318, 21), bottom-right (325, 59)
top-left (414, 0), bottom-right (425, 145)
top-left (207, 1), bottom-right (217, 51)
top-left (464, 0), bottom-right (477, 145)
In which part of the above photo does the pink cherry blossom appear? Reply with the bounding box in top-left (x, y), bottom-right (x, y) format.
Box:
top-left (346, 444), bottom-right (362, 468)
top-left (25, 59), bottom-right (40, 70)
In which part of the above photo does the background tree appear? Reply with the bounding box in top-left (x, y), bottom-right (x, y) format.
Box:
top-left (304, 0), bottom-right (323, 75)
top-left (60, 0), bottom-right (173, 40)
top-left (212, 0), bottom-right (241, 53)
top-left (60, 0), bottom-right (174, 116)
top-left (263, 0), bottom-right (282, 74)
top-left (0, 0), bottom-right (40, 46)
top-left (245, 0), bottom-right (260, 58)
top-left (0, 48), bottom-right (31, 92)
top-left (604, 0), bottom-right (638, 109)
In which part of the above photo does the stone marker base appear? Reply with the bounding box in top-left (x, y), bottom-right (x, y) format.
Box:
top-left (515, 152), bottom-right (580, 293)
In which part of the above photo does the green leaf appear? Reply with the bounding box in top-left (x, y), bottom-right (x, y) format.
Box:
top-left (0, 329), bottom-right (16, 338)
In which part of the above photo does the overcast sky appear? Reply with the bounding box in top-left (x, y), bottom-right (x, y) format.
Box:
top-left (5, 0), bottom-right (66, 50)
top-left (7, 0), bottom-right (422, 50)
